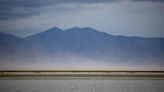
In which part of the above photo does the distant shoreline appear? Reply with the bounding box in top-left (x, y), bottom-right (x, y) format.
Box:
top-left (0, 70), bottom-right (164, 77)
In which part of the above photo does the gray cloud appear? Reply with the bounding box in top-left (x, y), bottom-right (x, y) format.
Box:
top-left (0, 0), bottom-right (164, 20)
top-left (0, 0), bottom-right (118, 7)
top-left (133, 0), bottom-right (164, 2)
top-left (0, 0), bottom-right (119, 20)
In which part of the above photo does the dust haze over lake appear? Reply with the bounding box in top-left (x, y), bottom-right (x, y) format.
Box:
top-left (1, 54), bottom-right (164, 70)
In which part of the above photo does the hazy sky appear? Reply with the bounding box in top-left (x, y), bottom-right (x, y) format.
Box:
top-left (0, 0), bottom-right (164, 37)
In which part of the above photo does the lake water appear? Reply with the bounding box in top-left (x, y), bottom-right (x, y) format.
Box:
top-left (0, 77), bottom-right (164, 92)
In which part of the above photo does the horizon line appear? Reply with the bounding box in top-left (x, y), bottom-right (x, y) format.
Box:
top-left (1, 70), bottom-right (164, 77)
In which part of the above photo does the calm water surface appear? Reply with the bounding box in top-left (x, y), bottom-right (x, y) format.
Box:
top-left (0, 77), bottom-right (164, 92)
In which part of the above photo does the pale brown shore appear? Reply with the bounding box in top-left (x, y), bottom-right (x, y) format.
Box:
top-left (0, 70), bottom-right (164, 77)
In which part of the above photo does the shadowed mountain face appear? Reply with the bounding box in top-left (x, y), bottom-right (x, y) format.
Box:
top-left (0, 27), bottom-right (164, 70)
top-left (0, 33), bottom-right (23, 62)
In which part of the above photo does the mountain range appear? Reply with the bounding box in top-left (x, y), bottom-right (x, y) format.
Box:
top-left (0, 27), bottom-right (164, 70)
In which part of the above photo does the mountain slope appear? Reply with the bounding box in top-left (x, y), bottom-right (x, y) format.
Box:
top-left (0, 27), bottom-right (164, 70)
top-left (25, 27), bottom-right (164, 62)
top-left (0, 32), bottom-right (23, 62)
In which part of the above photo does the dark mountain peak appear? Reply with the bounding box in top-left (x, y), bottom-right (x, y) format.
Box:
top-left (48, 26), bottom-right (62, 30)
top-left (66, 27), bottom-right (97, 32)
top-left (37, 26), bottom-right (63, 35)
top-left (45, 27), bottom-right (63, 33)
top-left (0, 32), bottom-right (6, 37)
top-left (66, 27), bottom-right (81, 31)
top-left (0, 32), bottom-right (22, 39)
top-left (65, 27), bottom-right (100, 36)
top-left (0, 32), bottom-right (12, 37)
top-left (80, 27), bottom-right (113, 37)
top-left (81, 27), bottom-right (97, 31)
top-left (66, 27), bottom-right (100, 33)
top-left (26, 27), bottom-right (63, 38)
top-left (80, 27), bottom-right (101, 33)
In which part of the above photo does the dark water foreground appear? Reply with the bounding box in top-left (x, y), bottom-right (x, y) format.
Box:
top-left (0, 77), bottom-right (164, 92)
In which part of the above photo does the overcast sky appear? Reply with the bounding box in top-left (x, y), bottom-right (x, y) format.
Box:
top-left (0, 0), bottom-right (164, 37)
